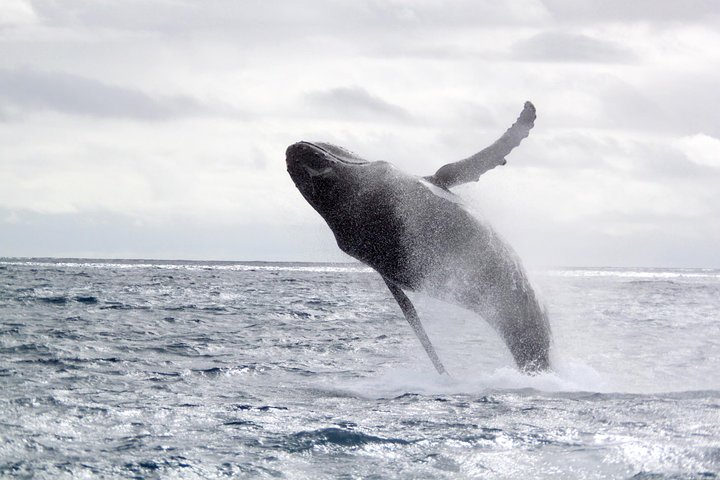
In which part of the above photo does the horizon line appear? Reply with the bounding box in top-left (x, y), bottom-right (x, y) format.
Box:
top-left (1, 256), bottom-right (718, 271)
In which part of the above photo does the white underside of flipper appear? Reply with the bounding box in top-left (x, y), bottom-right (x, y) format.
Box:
top-left (418, 178), bottom-right (463, 204)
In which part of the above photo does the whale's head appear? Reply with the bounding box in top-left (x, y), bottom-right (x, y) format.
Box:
top-left (286, 141), bottom-right (380, 219)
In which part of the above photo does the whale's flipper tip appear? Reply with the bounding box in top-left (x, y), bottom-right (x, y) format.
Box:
top-left (519, 101), bottom-right (536, 126)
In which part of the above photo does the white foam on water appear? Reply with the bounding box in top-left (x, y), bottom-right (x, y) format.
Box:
top-left (335, 357), bottom-right (609, 399)
top-left (546, 268), bottom-right (720, 279)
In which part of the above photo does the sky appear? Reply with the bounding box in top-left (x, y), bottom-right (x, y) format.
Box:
top-left (1, 0), bottom-right (719, 267)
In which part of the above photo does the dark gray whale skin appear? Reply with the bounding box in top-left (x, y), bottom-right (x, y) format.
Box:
top-left (286, 102), bottom-right (550, 373)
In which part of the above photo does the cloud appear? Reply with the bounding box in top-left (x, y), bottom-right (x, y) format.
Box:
top-left (0, 208), bottom-right (347, 261)
top-left (511, 31), bottom-right (637, 63)
top-left (26, 0), bottom-right (548, 36)
top-left (649, 74), bottom-right (720, 138)
top-left (0, 115), bottom-right (296, 222)
top-left (0, 0), bottom-right (36, 27)
top-left (304, 87), bottom-right (410, 121)
top-left (356, 0), bottom-right (550, 28)
top-left (541, 0), bottom-right (720, 23)
top-left (674, 134), bottom-right (720, 169)
top-left (0, 68), bottom-right (205, 120)
top-left (594, 72), bottom-right (720, 137)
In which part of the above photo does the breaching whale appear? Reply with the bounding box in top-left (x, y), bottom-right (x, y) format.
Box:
top-left (286, 102), bottom-right (550, 374)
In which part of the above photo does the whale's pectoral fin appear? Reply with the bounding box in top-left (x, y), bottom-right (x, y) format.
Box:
top-left (425, 101), bottom-right (536, 190)
top-left (382, 277), bottom-right (448, 375)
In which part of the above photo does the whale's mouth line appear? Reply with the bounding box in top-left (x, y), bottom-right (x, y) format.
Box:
top-left (298, 141), bottom-right (335, 159)
top-left (297, 141), bottom-right (368, 166)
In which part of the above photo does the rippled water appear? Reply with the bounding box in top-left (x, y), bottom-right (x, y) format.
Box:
top-left (1, 258), bottom-right (718, 478)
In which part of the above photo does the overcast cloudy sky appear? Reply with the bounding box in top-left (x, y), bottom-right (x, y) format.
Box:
top-left (1, 0), bottom-right (719, 267)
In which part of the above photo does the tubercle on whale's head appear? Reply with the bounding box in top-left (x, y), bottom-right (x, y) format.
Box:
top-left (285, 141), bottom-right (371, 216)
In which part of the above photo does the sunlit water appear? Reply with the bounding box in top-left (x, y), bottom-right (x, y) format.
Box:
top-left (1, 258), bottom-right (718, 478)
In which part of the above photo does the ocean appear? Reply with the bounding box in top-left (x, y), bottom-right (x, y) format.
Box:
top-left (0, 258), bottom-right (718, 478)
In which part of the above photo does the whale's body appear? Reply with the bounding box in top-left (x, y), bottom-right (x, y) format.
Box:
top-left (286, 102), bottom-right (550, 373)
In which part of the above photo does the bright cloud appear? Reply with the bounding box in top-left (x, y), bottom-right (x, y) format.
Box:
top-left (675, 134), bottom-right (720, 169)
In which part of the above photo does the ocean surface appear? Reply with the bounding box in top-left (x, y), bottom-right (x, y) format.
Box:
top-left (0, 258), bottom-right (718, 479)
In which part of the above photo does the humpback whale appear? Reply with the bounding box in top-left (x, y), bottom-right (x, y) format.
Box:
top-left (286, 102), bottom-right (550, 374)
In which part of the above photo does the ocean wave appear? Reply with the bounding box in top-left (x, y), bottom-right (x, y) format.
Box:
top-left (279, 427), bottom-right (412, 453)
top-left (74, 295), bottom-right (98, 304)
top-left (0, 259), bottom-right (373, 274)
top-left (38, 295), bottom-right (69, 305)
top-left (546, 268), bottom-right (720, 279)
